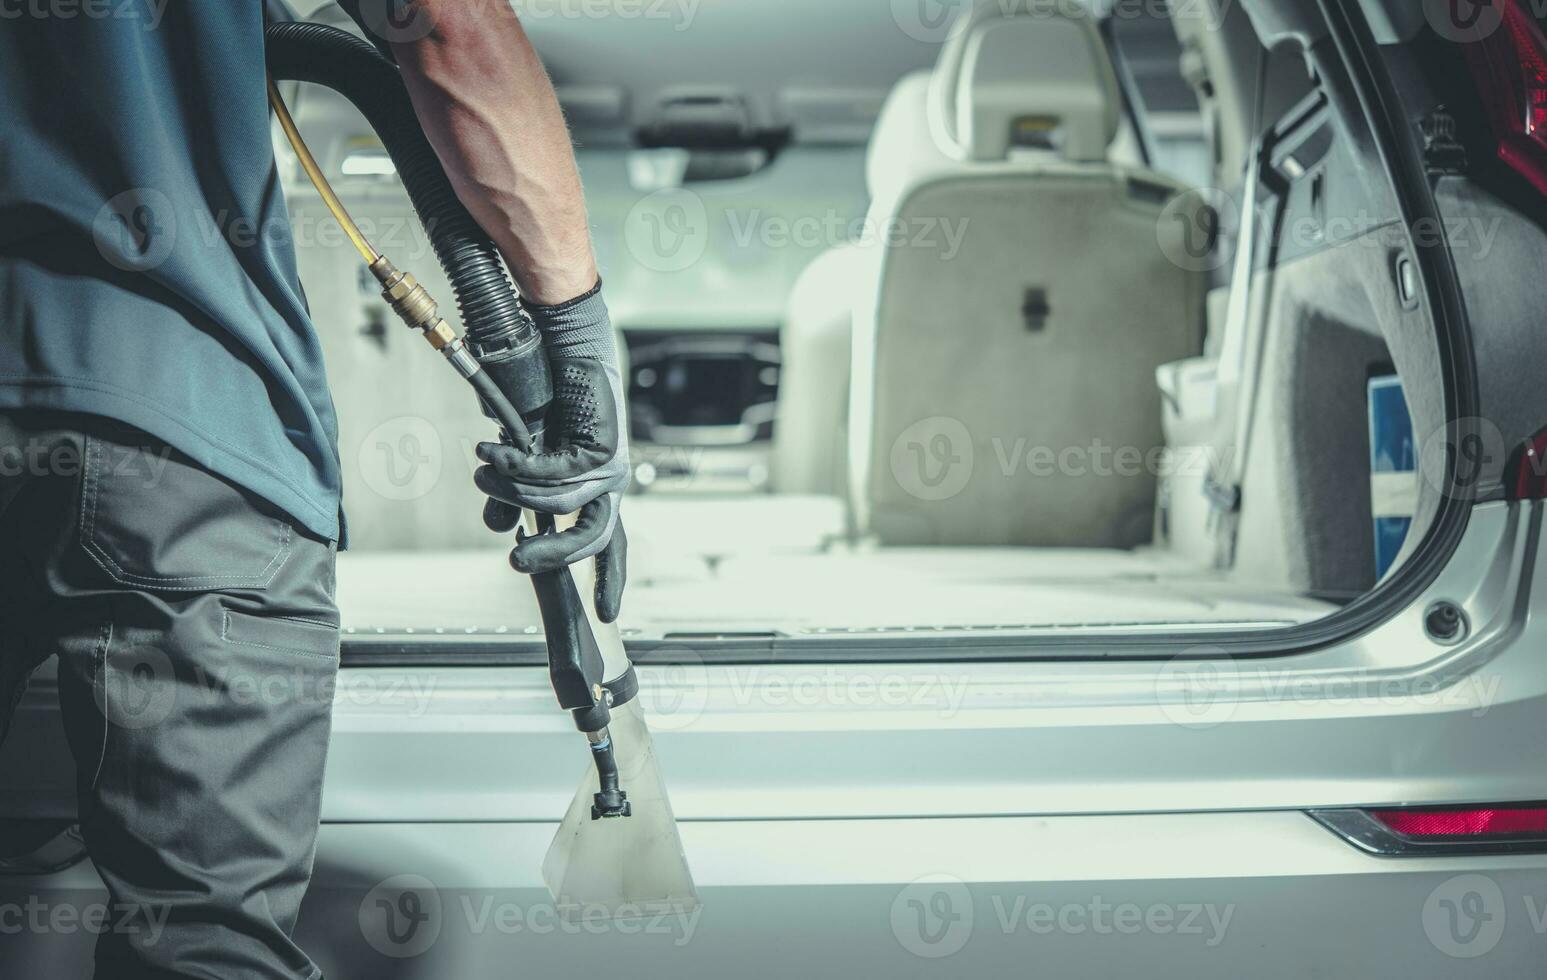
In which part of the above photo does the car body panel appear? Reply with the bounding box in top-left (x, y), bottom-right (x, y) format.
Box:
top-left (6, 811), bottom-right (1546, 974)
top-left (4, 503), bottom-right (1539, 827)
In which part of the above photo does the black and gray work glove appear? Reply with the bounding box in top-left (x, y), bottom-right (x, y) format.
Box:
top-left (475, 282), bottom-right (630, 620)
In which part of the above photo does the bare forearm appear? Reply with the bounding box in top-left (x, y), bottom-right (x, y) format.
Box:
top-left (391, 0), bottom-right (596, 305)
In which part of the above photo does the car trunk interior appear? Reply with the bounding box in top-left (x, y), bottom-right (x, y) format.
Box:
top-left (335, 496), bottom-right (1337, 637)
top-left (271, 0), bottom-right (1447, 648)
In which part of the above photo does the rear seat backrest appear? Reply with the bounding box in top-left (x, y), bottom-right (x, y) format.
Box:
top-left (849, 4), bottom-right (1209, 547)
top-left (773, 71), bottom-right (954, 496)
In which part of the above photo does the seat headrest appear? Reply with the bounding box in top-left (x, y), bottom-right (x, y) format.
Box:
top-left (931, 1), bottom-right (1121, 163)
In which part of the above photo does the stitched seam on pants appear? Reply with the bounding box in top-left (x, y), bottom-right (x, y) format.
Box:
top-left (220, 610), bottom-right (339, 662)
top-left (79, 436), bottom-right (295, 589)
top-left (89, 619), bottom-right (113, 793)
top-left (275, 616), bottom-right (339, 630)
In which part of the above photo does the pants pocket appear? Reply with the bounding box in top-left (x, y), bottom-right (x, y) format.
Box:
top-left (221, 607), bottom-right (340, 661)
top-left (78, 432), bottom-right (293, 591)
top-left (60, 599), bottom-right (339, 979)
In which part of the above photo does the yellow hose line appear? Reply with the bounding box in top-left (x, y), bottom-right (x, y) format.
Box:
top-left (266, 77), bottom-right (379, 264)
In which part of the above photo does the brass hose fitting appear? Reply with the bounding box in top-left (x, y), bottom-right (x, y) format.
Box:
top-left (267, 77), bottom-right (485, 382)
top-left (367, 257), bottom-right (480, 381)
top-left (366, 255), bottom-right (482, 379)
top-left (370, 255), bottom-right (439, 333)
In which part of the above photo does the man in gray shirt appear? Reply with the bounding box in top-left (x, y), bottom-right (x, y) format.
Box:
top-left (0, 2), bottom-right (627, 975)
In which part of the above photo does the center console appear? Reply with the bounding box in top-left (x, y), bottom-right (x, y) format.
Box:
top-left (624, 331), bottom-right (780, 493)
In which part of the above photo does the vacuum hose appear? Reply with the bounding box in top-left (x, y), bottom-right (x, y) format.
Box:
top-left (264, 21), bottom-right (552, 445)
top-left (265, 22), bottom-right (629, 819)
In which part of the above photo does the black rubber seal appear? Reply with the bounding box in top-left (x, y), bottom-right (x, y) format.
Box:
top-left (603, 664), bottom-right (638, 708)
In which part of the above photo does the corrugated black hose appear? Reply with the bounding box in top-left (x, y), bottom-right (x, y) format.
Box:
top-left (263, 20), bottom-right (553, 438)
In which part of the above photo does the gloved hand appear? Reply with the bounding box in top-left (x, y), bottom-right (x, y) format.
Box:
top-left (475, 282), bottom-right (629, 621)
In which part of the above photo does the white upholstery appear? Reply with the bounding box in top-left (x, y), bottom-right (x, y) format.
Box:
top-left (850, 166), bottom-right (1207, 548)
top-left (773, 71), bottom-right (955, 496)
top-left (777, 2), bottom-right (1207, 547)
top-left (770, 243), bottom-right (862, 497)
top-left (929, 1), bottom-right (1119, 155)
top-left (865, 71), bottom-right (955, 215)
top-left (950, 15), bottom-right (1121, 162)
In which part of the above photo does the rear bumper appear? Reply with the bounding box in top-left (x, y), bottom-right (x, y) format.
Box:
top-left (9, 811), bottom-right (1546, 976)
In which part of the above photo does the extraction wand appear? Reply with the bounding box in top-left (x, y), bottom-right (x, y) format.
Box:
top-left (264, 20), bottom-right (696, 917)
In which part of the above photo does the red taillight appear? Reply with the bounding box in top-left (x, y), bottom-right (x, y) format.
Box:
top-left (1463, 0), bottom-right (1547, 195)
top-left (1369, 806), bottom-right (1547, 837)
top-left (1506, 426), bottom-right (1547, 499)
top-left (1313, 805), bottom-right (1547, 854)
